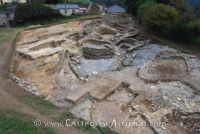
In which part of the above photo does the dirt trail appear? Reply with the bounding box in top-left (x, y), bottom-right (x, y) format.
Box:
top-left (0, 43), bottom-right (14, 78)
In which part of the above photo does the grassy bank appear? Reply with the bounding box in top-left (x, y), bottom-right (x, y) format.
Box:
top-left (0, 28), bottom-right (21, 45)
top-left (0, 111), bottom-right (55, 134)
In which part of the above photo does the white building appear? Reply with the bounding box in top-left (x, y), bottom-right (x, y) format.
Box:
top-left (0, 8), bottom-right (15, 27)
top-left (0, 0), bottom-right (26, 4)
top-left (55, 4), bottom-right (80, 16)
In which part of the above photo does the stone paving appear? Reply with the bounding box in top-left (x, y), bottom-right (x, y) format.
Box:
top-left (10, 15), bottom-right (200, 134)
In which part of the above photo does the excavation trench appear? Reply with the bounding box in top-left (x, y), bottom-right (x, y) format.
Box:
top-left (10, 15), bottom-right (200, 134)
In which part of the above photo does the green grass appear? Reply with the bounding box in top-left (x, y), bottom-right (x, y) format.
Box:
top-left (22, 15), bottom-right (102, 28)
top-left (21, 95), bottom-right (60, 115)
top-left (0, 28), bottom-right (20, 45)
top-left (59, 112), bottom-right (116, 134)
top-left (0, 111), bottom-right (55, 134)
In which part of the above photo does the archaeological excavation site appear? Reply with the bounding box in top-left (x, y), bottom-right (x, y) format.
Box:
top-left (9, 15), bottom-right (200, 134)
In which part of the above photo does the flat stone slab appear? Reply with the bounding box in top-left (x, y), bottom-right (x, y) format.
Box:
top-left (69, 99), bottom-right (92, 121)
top-left (89, 78), bottom-right (122, 101)
top-left (82, 44), bottom-right (114, 59)
top-left (94, 67), bottom-right (146, 92)
top-left (107, 89), bottom-right (134, 107)
top-left (27, 47), bottom-right (63, 59)
top-left (16, 36), bottom-right (66, 59)
top-left (91, 101), bottom-right (129, 123)
top-left (65, 83), bottom-right (90, 105)
top-left (17, 36), bottom-right (65, 53)
top-left (69, 57), bottom-right (120, 78)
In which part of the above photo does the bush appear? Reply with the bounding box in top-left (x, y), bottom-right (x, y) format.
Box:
top-left (14, 4), bottom-right (63, 25)
top-left (187, 18), bottom-right (200, 34)
top-left (137, 0), bottom-right (156, 23)
top-left (142, 4), bottom-right (181, 33)
top-left (125, 0), bottom-right (155, 15)
top-left (0, 3), bottom-right (13, 9)
top-left (167, 22), bottom-right (193, 42)
top-left (167, 19), bottom-right (200, 48)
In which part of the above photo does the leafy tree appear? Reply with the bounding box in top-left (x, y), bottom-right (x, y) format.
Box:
top-left (15, 4), bottom-right (62, 24)
top-left (156, 0), bottom-right (169, 4)
top-left (142, 4), bottom-right (181, 32)
top-left (45, 0), bottom-right (60, 4)
top-left (125, 0), bottom-right (156, 15)
top-left (137, 0), bottom-right (156, 23)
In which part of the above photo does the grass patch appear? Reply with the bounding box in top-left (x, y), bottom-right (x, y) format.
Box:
top-left (5, 82), bottom-right (60, 115)
top-left (21, 95), bottom-right (60, 115)
top-left (0, 28), bottom-right (20, 44)
top-left (15, 15), bottom-right (102, 28)
top-left (0, 111), bottom-right (55, 134)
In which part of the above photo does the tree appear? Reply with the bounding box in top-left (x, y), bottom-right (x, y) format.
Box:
top-left (156, 0), bottom-right (169, 4)
top-left (142, 4), bottom-right (181, 32)
top-left (45, 0), bottom-right (60, 4)
top-left (125, 0), bottom-right (155, 15)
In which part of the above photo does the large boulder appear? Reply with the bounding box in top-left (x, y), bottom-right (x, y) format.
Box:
top-left (82, 44), bottom-right (114, 59)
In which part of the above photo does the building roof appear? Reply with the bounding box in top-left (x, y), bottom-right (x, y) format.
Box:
top-left (106, 5), bottom-right (126, 13)
top-left (55, 4), bottom-right (80, 9)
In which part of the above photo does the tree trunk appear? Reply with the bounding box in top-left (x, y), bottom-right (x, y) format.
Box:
top-left (0, 0), bottom-right (3, 5)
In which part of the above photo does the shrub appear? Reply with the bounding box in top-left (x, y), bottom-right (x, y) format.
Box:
top-left (0, 3), bottom-right (13, 9)
top-left (142, 4), bottom-right (181, 33)
top-left (187, 18), bottom-right (200, 34)
top-left (137, 0), bottom-right (156, 23)
top-left (14, 4), bottom-right (63, 25)
top-left (125, 0), bottom-right (156, 15)
top-left (167, 22), bottom-right (193, 42)
top-left (167, 19), bottom-right (200, 48)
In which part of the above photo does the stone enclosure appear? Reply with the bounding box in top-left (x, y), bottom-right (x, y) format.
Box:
top-left (10, 15), bottom-right (200, 134)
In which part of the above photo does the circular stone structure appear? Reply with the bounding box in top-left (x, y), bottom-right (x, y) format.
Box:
top-left (82, 44), bottom-right (114, 59)
top-left (138, 57), bottom-right (188, 82)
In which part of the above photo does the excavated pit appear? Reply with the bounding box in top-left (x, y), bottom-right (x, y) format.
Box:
top-left (10, 14), bottom-right (200, 134)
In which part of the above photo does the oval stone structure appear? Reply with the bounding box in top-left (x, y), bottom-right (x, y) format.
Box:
top-left (138, 57), bottom-right (188, 82)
